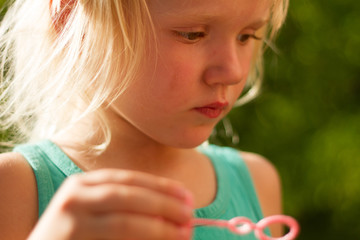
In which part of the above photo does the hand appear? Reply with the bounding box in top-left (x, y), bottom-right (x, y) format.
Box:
top-left (27, 169), bottom-right (194, 240)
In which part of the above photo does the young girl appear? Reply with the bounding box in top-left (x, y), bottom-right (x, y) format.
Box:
top-left (0, 0), bottom-right (289, 239)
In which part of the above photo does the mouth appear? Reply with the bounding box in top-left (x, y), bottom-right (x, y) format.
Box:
top-left (194, 102), bottom-right (229, 119)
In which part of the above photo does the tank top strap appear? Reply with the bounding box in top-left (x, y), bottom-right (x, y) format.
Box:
top-left (219, 146), bottom-right (264, 221)
top-left (195, 144), bottom-right (232, 218)
top-left (13, 142), bottom-right (55, 217)
top-left (196, 144), bottom-right (264, 220)
top-left (13, 140), bottom-right (83, 217)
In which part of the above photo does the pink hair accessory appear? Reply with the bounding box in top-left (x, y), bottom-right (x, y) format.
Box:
top-left (192, 215), bottom-right (300, 240)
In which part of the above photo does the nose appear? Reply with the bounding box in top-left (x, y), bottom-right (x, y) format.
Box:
top-left (203, 42), bottom-right (248, 86)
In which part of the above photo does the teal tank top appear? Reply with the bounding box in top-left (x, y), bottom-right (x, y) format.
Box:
top-left (14, 140), bottom-right (267, 240)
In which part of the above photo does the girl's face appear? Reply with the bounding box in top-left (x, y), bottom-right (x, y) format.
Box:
top-left (110, 0), bottom-right (271, 148)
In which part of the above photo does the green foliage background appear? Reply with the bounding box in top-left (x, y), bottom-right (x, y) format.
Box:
top-left (1, 0), bottom-right (359, 239)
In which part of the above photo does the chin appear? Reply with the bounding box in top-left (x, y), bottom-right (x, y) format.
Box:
top-left (165, 129), bottom-right (213, 149)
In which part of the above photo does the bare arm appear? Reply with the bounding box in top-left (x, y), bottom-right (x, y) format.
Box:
top-left (241, 151), bottom-right (283, 237)
top-left (0, 152), bottom-right (38, 240)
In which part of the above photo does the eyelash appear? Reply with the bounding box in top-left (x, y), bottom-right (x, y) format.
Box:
top-left (174, 31), bottom-right (206, 42)
top-left (174, 31), bottom-right (261, 44)
top-left (237, 34), bottom-right (262, 44)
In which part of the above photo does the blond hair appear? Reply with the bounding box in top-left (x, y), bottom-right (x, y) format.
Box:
top-left (235, 0), bottom-right (289, 106)
top-left (0, 0), bottom-right (289, 150)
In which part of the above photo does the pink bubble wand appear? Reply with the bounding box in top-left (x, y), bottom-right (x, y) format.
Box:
top-left (192, 215), bottom-right (300, 240)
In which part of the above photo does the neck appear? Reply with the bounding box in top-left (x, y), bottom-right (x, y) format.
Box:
top-left (52, 107), bottom-right (197, 174)
top-left (52, 107), bottom-right (217, 209)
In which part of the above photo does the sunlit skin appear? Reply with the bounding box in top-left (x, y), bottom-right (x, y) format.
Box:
top-left (52, 0), bottom-right (264, 174)
top-left (108, 0), bottom-right (270, 148)
top-left (53, 0), bottom-right (272, 169)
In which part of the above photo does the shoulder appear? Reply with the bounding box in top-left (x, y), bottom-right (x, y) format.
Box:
top-left (240, 151), bottom-right (283, 236)
top-left (240, 151), bottom-right (281, 197)
top-left (201, 145), bottom-right (282, 215)
top-left (0, 152), bottom-right (38, 239)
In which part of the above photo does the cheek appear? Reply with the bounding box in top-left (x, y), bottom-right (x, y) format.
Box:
top-left (169, 62), bottom-right (198, 90)
top-left (150, 51), bottom-right (202, 101)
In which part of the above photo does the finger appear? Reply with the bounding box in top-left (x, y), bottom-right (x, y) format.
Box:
top-left (75, 169), bottom-right (192, 202)
top-left (78, 184), bottom-right (193, 225)
top-left (90, 213), bottom-right (192, 240)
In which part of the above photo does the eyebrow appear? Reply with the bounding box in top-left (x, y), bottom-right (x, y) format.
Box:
top-left (158, 8), bottom-right (269, 28)
top-left (160, 10), bottom-right (218, 22)
top-left (248, 19), bottom-right (270, 28)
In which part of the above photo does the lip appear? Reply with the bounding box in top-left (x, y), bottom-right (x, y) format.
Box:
top-left (194, 102), bottom-right (229, 119)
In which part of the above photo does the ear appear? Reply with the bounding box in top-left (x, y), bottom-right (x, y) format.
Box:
top-left (50, 0), bottom-right (77, 33)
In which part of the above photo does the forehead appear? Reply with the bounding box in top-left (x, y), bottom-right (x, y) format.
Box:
top-left (148, 0), bottom-right (272, 23)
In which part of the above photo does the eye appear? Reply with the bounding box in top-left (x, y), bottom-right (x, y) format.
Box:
top-left (237, 34), bottom-right (261, 45)
top-left (174, 31), bottom-right (206, 42)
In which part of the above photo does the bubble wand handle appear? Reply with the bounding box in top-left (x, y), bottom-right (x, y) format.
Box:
top-left (192, 215), bottom-right (300, 240)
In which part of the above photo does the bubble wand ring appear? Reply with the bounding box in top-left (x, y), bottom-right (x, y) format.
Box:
top-left (192, 215), bottom-right (300, 240)
top-left (255, 215), bottom-right (299, 240)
